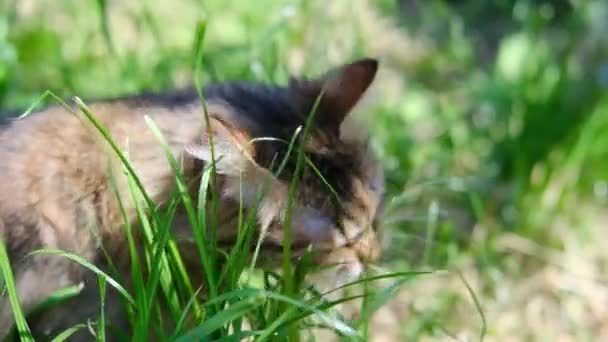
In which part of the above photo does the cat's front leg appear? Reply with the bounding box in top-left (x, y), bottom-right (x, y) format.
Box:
top-left (25, 262), bottom-right (132, 342)
top-left (0, 216), bottom-right (99, 341)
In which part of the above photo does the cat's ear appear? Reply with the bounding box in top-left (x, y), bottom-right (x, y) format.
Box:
top-left (289, 58), bottom-right (378, 133)
top-left (185, 117), bottom-right (255, 176)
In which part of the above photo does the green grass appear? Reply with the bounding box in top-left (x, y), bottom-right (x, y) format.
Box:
top-left (1, 0), bottom-right (608, 340)
top-left (0, 239), bottom-right (32, 341)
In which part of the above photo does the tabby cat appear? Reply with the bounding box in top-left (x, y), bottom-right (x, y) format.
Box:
top-left (0, 58), bottom-right (384, 340)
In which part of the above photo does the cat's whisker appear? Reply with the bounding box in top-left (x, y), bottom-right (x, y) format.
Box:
top-left (248, 136), bottom-right (290, 145)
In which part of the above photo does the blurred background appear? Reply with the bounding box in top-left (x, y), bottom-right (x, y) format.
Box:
top-left (1, 0), bottom-right (607, 340)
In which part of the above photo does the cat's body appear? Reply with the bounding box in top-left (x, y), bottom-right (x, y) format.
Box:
top-left (0, 59), bottom-right (384, 340)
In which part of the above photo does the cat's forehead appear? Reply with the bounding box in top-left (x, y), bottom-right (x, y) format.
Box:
top-left (203, 78), bottom-right (383, 199)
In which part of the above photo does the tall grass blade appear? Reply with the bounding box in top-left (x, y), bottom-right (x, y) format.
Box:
top-left (94, 0), bottom-right (116, 56)
top-left (107, 165), bottom-right (148, 335)
top-left (320, 270), bottom-right (433, 296)
top-left (97, 275), bottom-right (107, 342)
top-left (171, 286), bottom-right (204, 338)
top-left (278, 82), bottom-right (326, 341)
top-left (28, 282), bottom-right (85, 316)
top-left (28, 249), bottom-right (135, 305)
top-left (456, 270), bottom-right (486, 342)
top-left (175, 295), bottom-right (265, 341)
top-left (50, 324), bottom-right (88, 342)
top-left (0, 239), bottom-right (32, 341)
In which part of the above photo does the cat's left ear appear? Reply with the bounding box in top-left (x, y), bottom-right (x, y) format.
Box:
top-left (289, 58), bottom-right (378, 133)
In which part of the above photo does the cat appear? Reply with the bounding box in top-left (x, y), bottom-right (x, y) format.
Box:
top-left (0, 58), bottom-right (385, 340)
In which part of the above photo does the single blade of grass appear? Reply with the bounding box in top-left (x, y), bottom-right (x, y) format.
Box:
top-left (171, 286), bottom-right (204, 338)
top-left (27, 282), bottom-right (85, 316)
top-left (456, 270), bottom-right (486, 342)
top-left (383, 177), bottom-right (462, 215)
top-left (50, 324), bottom-right (88, 342)
top-left (279, 85), bottom-right (326, 341)
top-left (355, 276), bottom-right (413, 332)
top-left (94, 0), bottom-right (116, 56)
top-left (196, 153), bottom-right (212, 237)
top-left (198, 287), bottom-right (263, 308)
top-left (292, 248), bottom-right (315, 295)
top-left (151, 303), bottom-right (169, 341)
top-left (0, 239), bottom-right (32, 341)
top-left (320, 270), bottom-right (434, 296)
top-left (192, 20), bottom-right (208, 77)
top-left (304, 156), bottom-right (341, 203)
top-left (97, 275), bottom-right (107, 342)
top-left (422, 200), bottom-right (440, 266)
top-left (191, 20), bottom-right (223, 312)
top-left (28, 249), bottom-right (135, 305)
top-left (107, 164), bottom-right (148, 334)
top-left (141, 4), bottom-right (164, 50)
top-left (212, 330), bottom-right (262, 342)
top-left (85, 321), bottom-right (97, 339)
top-left (175, 295), bottom-right (265, 341)
top-left (9, 89), bottom-right (54, 120)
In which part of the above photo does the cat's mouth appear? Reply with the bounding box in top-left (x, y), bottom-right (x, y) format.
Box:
top-left (210, 231), bottom-right (375, 291)
top-left (181, 224), bottom-right (380, 269)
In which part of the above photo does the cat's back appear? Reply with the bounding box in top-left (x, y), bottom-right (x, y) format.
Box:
top-left (0, 106), bottom-right (101, 219)
top-left (0, 91), bottom-right (205, 230)
top-left (0, 82), bottom-right (296, 215)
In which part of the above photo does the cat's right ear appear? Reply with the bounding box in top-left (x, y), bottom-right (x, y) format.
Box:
top-left (185, 117), bottom-right (255, 176)
top-left (289, 58), bottom-right (378, 134)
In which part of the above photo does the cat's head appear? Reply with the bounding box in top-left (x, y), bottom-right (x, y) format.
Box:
top-left (187, 58), bottom-right (384, 285)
